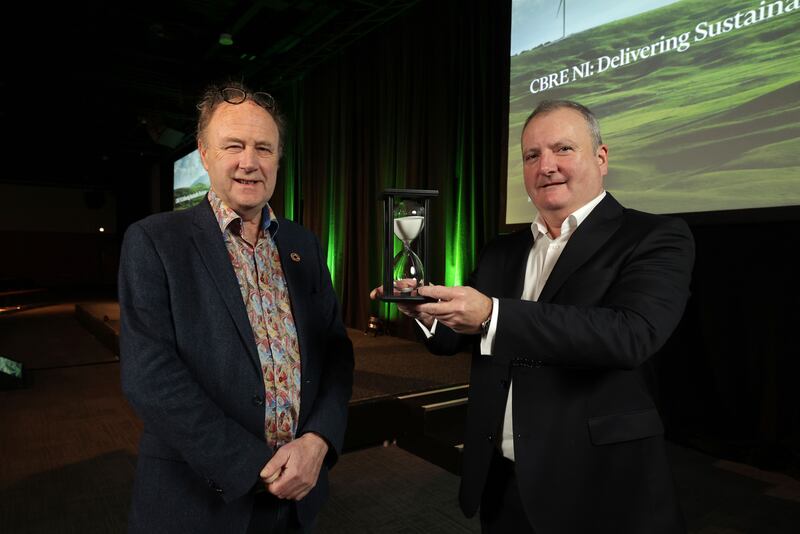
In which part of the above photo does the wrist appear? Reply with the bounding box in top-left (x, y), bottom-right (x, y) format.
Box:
top-left (479, 299), bottom-right (493, 336)
top-left (303, 432), bottom-right (330, 455)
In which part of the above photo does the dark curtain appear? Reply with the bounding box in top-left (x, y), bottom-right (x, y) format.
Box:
top-left (656, 218), bottom-right (800, 471)
top-left (288, 0), bottom-right (509, 335)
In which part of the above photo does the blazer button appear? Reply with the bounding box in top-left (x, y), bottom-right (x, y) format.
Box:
top-left (252, 395), bottom-right (264, 407)
top-left (487, 433), bottom-right (495, 442)
top-left (500, 380), bottom-right (509, 389)
top-left (207, 478), bottom-right (223, 494)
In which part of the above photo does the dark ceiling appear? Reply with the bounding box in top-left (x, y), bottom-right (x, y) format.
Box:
top-left (4, 0), bottom-right (420, 189)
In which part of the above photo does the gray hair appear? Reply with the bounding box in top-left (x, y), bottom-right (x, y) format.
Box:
top-left (521, 100), bottom-right (603, 150)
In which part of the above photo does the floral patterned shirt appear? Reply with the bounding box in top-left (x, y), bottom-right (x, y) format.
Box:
top-left (208, 188), bottom-right (301, 449)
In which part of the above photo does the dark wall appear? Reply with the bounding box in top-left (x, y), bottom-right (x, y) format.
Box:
top-left (0, 159), bottom-right (160, 292)
top-left (0, 231), bottom-right (119, 289)
top-left (0, 184), bottom-right (119, 291)
top-left (657, 216), bottom-right (800, 470)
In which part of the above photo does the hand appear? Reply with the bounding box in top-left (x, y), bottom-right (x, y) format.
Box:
top-left (369, 284), bottom-right (436, 329)
top-left (416, 285), bottom-right (492, 335)
top-left (259, 433), bottom-right (329, 500)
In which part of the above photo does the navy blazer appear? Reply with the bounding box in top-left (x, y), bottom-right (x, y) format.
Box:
top-left (119, 200), bottom-right (353, 533)
top-left (427, 194), bottom-right (694, 534)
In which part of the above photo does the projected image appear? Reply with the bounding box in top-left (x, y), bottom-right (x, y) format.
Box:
top-left (507, 0), bottom-right (800, 224)
top-left (173, 149), bottom-right (210, 210)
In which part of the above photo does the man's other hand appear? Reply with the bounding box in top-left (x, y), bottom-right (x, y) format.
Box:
top-left (369, 284), bottom-right (436, 329)
top-left (259, 433), bottom-right (329, 500)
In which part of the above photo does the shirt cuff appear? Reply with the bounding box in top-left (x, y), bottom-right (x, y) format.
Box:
top-left (479, 297), bottom-right (500, 355)
top-left (416, 317), bottom-right (438, 338)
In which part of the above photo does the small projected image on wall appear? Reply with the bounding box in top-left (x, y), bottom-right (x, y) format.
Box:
top-left (173, 149), bottom-right (209, 210)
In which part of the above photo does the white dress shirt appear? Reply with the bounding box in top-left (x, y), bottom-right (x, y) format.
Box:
top-left (492, 191), bottom-right (606, 460)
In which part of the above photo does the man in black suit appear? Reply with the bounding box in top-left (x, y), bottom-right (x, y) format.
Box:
top-left (376, 100), bottom-right (693, 533)
top-left (119, 82), bottom-right (353, 533)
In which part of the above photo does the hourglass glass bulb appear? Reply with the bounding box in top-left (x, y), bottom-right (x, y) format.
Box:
top-left (393, 215), bottom-right (424, 243)
top-left (391, 200), bottom-right (426, 295)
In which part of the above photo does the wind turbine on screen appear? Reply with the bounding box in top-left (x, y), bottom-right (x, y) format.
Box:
top-left (556, 0), bottom-right (566, 39)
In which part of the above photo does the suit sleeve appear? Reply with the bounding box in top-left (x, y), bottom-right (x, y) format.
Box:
top-left (295, 234), bottom-right (354, 468)
top-left (493, 217), bottom-right (695, 370)
top-left (119, 223), bottom-right (270, 502)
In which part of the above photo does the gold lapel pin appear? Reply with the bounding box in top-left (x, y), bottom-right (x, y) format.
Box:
top-left (290, 252), bottom-right (301, 262)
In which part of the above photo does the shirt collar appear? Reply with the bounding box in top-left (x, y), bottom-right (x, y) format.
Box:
top-left (207, 188), bottom-right (279, 238)
top-left (531, 190), bottom-right (607, 240)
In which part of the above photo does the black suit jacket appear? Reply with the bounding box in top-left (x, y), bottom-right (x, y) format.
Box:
top-left (426, 194), bottom-right (693, 533)
top-left (119, 200), bottom-right (353, 533)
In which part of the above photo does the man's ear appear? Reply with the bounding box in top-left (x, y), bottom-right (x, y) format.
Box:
top-left (596, 144), bottom-right (609, 177)
top-left (197, 139), bottom-right (209, 170)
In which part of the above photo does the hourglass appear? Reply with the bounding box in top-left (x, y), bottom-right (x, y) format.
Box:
top-left (380, 189), bottom-right (438, 302)
top-left (392, 200), bottom-right (425, 294)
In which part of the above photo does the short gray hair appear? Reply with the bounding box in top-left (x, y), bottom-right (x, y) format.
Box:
top-left (521, 100), bottom-right (603, 150)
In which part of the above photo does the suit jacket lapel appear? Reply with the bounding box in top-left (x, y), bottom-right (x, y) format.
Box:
top-left (191, 201), bottom-right (261, 371)
top-left (537, 193), bottom-right (624, 303)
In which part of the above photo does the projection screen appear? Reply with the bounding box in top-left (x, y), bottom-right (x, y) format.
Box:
top-left (506, 0), bottom-right (800, 225)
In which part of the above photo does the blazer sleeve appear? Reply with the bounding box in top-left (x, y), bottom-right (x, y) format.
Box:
top-left (119, 222), bottom-right (270, 503)
top-left (493, 216), bottom-right (695, 370)
top-left (294, 233), bottom-right (354, 468)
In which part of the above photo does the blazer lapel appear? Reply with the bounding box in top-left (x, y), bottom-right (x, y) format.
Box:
top-left (272, 224), bottom-right (311, 374)
top-left (537, 193), bottom-right (624, 303)
top-left (190, 201), bottom-right (261, 371)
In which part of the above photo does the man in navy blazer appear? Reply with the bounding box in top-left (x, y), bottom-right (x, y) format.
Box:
top-left (119, 82), bottom-right (353, 533)
top-left (378, 101), bottom-right (694, 533)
